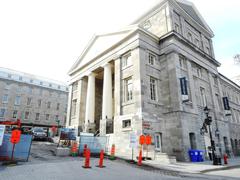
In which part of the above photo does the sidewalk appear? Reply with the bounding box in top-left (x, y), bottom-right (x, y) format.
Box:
top-left (142, 157), bottom-right (240, 174)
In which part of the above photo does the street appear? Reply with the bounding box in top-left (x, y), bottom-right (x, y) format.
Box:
top-left (0, 141), bottom-right (239, 180)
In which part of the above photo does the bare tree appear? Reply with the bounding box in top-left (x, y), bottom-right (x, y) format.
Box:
top-left (234, 54), bottom-right (240, 65)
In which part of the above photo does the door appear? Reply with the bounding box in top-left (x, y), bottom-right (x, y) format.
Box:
top-left (154, 133), bottom-right (162, 152)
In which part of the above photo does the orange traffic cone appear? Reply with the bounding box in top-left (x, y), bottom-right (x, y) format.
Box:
top-left (96, 150), bottom-right (105, 168)
top-left (109, 144), bottom-right (116, 160)
top-left (82, 148), bottom-right (91, 168)
top-left (138, 149), bottom-right (142, 166)
top-left (83, 144), bottom-right (87, 157)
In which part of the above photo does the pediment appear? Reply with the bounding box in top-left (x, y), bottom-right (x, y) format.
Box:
top-left (176, 0), bottom-right (213, 34)
top-left (69, 28), bottom-right (136, 74)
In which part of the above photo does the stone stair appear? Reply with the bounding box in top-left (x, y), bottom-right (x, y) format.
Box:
top-left (148, 151), bottom-right (176, 163)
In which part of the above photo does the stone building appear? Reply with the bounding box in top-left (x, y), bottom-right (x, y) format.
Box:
top-left (67, 0), bottom-right (240, 161)
top-left (0, 67), bottom-right (68, 127)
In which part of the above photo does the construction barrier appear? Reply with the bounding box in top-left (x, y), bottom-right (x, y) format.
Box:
top-left (79, 135), bottom-right (108, 154)
top-left (71, 142), bottom-right (78, 156)
top-left (0, 134), bottom-right (32, 161)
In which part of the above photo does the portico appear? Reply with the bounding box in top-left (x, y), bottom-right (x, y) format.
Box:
top-left (81, 62), bottom-right (114, 135)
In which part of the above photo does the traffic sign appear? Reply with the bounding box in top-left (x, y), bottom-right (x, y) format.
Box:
top-left (129, 133), bottom-right (137, 148)
top-left (139, 135), bottom-right (145, 145)
top-left (146, 135), bottom-right (152, 145)
top-left (10, 129), bottom-right (21, 144)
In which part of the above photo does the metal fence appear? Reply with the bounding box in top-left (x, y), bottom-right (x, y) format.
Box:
top-left (0, 134), bottom-right (32, 161)
top-left (79, 135), bottom-right (108, 154)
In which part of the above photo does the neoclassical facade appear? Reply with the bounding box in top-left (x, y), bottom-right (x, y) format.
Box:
top-left (67, 0), bottom-right (240, 161)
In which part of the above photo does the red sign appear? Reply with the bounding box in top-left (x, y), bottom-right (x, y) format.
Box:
top-left (10, 129), bottom-right (21, 144)
top-left (146, 135), bottom-right (152, 145)
top-left (139, 135), bottom-right (146, 145)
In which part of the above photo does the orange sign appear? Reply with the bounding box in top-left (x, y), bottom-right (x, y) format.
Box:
top-left (10, 129), bottom-right (21, 144)
top-left (139, 135), bottom-right (145, 145)
top-left (146, 135), bottom-right (152, 145)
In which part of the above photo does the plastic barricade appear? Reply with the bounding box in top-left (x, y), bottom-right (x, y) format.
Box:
top-left (0, 134), bottom-right (32, 161)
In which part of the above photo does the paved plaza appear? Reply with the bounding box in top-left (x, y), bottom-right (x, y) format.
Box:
top-left (0, 142), bottom-right (239, 180)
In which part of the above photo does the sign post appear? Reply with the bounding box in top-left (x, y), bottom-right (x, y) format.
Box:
top-left (10, 129), bottom-right (21, 161)
top-left (129, 133), bottom-right (137, 162)
top-left (0, 125), bottom-right (5, 146)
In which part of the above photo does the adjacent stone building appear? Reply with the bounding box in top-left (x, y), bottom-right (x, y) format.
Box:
top-left (0, 67), bottom-right (68, 127)
top-left (67, 0), bottom-right (240, 161)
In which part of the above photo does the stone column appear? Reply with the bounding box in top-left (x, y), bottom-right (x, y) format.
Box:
top-left (85, 72), bottom-right (96, 132)
top-left (101, 63), bottom-right (113, 135)
top-left (66, 85), bottom-right (73, 127)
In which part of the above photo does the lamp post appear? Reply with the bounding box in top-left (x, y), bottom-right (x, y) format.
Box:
top-left (56, 119), bottom-right (60, 136)
top-left (202, 106), bottom-right (219, 165)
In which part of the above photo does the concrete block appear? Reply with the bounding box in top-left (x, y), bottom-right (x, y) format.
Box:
top-left (54, 147), bottom-right (70, 156)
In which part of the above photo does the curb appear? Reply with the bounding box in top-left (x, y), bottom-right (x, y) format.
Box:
top-left (200, 165), bottom-right (240, 173)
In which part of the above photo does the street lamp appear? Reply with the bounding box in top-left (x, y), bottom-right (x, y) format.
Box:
top-left (201, 106), bottom-right (219, 165)
top-left (56, 119), bottom-right (60, 136)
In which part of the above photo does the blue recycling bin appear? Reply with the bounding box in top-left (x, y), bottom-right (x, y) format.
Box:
top-left (188, 150), bottom-right (198, 162)
top-left (197, 150), bottom-right (204, 162)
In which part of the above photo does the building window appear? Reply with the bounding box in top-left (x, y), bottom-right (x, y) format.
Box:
top-left (19, 76), bottom-right (22, 81)
top-left (46, 114), bottom-right (50, 120)
top-left (0, 109), bottom-right (6, 118)
top-left (28, 87), bottom-right (33, 94)
top-left (40, 81), bottom-right (43, 85)
top-left (49, 84), bottom-right (52, 87)
top-left (194, 39), bottom-right (200, 48)
top-left (71, 99), bottom-right (77, 117)
top-left (206, 47), bottom-right (210, 55)
top-left (27, 97), bottom-right (32, 106)
top-left (5, 83), bottom-right (10, 90)
top-left (174, 23), bottom-right (180, 34)
top-left (30, 79), bottom-right (33, 83)
top-left (148, 53), bottom-right (156, 65)
top-left (58, 85), bottom-right (61, 89)
top-left (25, 112), bottom-right (30, 119)
top-left (197, 67), bottom-right (202, 78)
top-left (56, 103), bottom-right (60, 110)
top-left (122, 53), bottom-right (132, 68)
top-left (55, 115), bottom-right (59, 121)
top-left (8, 74), bottom-right (12, 78)
top-left (187, 32), bottom-right (193, 42)
top-left (179, 55), bottom-right (187, 70)
top-left (200, 87), bottom-right (207, 107)
top-left (47, 102), bottom-right (51, 109)
top-left (15, 96), bottom-right (21, 105)
top-left (124, 77), bottom-right (133, 102)
top-left (122, 119), bottom-right (131, 128)
top-left (215, 94), bottom-right (222, 110)
top-left (13, 110), bottom-right (18, 118)
top-left (35, 113), bottom-right (40, 121)
top-left (2, 94), bottom-right (8, 103)
top-left (38, 99), bottom-right (42, 107)
top-left (150, 77), bottom-right (157, 101)
top-left (39, 89), bottom-right (43, 96)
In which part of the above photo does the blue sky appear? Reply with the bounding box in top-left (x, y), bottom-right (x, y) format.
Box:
top-left (0, 0), bottom-right (239, 82)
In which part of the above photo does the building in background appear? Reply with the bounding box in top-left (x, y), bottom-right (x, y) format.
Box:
top-left (0, 67), bottom-right (68, 128)
top-left (67, 0), bottom-right (240, 161)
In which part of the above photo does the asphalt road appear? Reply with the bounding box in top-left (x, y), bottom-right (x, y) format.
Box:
top-left (0, 141), bottom-right (239, 180)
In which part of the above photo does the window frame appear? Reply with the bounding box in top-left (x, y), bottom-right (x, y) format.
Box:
top-left (150, 76), bottom-right (158, 101)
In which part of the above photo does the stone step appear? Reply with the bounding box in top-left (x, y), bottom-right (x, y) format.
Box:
top-left (145, 151), bottom-right (176, 164)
